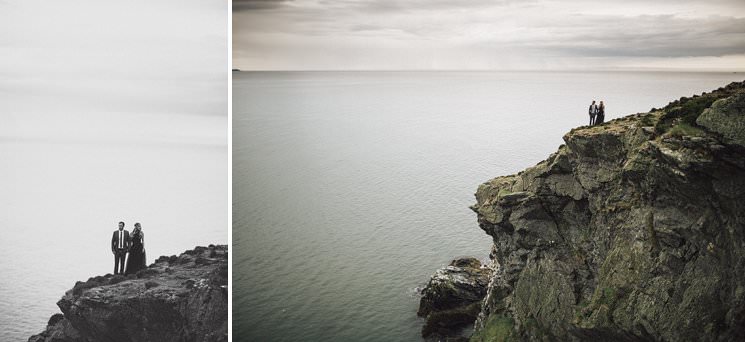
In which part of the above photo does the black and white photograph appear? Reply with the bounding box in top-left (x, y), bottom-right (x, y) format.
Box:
top-left (1, 1), bottom-right (229, 341)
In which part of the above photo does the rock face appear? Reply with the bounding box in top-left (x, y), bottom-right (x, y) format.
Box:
top-left (468, 81), bottom-right (745, 341)
top-left (697, 93), bottom-right (745, 147)
top-left (29, 245), bottom-right (228, 342)
top-left (28, 314), bottom-right (83, 342)
top-left (418, 257), bottom-right (492, 339)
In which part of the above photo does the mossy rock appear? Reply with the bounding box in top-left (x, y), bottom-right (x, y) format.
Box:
top-left (655, 82), bottom-right (744, 134)
top-left (467, 81), bottom-right (745, 342)
top-left (696, 93), bottom-right (745, 147)
top-left (470, 315), bottom-right (516, 342)
top-left (666, 122), bottom-right (707, 138)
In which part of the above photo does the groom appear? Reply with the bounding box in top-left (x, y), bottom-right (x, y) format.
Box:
top-left (111, 221), bottom-right (131, 275)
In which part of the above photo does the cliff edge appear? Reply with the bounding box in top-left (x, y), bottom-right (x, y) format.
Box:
top-left (469, 81), bottom-right (745, 341)
top-left (29, 245), bottom-right (228, 342)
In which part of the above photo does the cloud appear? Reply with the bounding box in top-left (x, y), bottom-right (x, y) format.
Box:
top-left (233, 0), bottom-right (291, 11)
top-left (491, 14), bottom-right (745, 58)
top-left (320, 0), bottom-right (519, 13)
top-left (1, 0), bottom-right (228, 117)
top-left (233, 0), bottom-right (745, 70)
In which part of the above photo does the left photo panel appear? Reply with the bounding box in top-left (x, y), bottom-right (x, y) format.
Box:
top-left (0, 1), bottom-right (229, 341)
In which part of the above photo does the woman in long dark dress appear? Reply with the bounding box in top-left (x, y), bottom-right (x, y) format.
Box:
top-left (125, 223), bottom-right (146, 275)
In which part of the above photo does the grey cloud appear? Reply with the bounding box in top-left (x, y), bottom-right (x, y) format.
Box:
top-left (528, 15), bottom-right (745, 58)
top-left (350, 24), bottom-right (382, 32)
top-left (234, 0), bottom-right (745, 70)
top-left (233, 0), bottom-right (291, 11)
top-left (320, 0), bottom-right (529, 13)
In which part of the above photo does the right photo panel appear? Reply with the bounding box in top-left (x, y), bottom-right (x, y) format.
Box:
top-left (232, 0), bottom-right (745, 341)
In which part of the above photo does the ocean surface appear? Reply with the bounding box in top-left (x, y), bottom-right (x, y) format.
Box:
top-left (233, 71), bottom-right (744, 341)
top-left (0, 98), bottom-right (228, 339)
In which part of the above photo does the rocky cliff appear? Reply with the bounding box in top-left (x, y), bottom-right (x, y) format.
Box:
top-left (467, 81), bottom-right (745, 341)
top-left (29, 245), bottom-right (228, 342)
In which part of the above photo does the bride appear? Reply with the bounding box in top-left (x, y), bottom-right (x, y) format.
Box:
top-left (125, 222), bottom-right (147, 275)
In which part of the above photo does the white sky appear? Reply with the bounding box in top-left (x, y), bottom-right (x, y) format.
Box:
top-left (0, 0), bottom-right (228, 144)
top-left (234, 0), bottom-right (745, 71)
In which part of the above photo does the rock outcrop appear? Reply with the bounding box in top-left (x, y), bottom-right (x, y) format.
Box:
top-left (29, 245), bottom-right (228, 342)
top-left (418, 257), bottom-right (492, 339)
top-left (467, 81), bottom-right (745, 341)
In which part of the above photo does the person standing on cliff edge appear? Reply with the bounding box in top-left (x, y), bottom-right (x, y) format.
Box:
top-left (597, 100), bottom-right (606, 124)
top-left (125, 222), bottom-right (146, 275)
top-left (111, 221), bottom-right (131, 275)
top-left (588, 100), bottom-right (598, 125)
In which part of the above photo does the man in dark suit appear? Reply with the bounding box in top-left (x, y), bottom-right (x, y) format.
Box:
top-left (111, 221), bottom-right (131, 275)
top-left (589, 100), bottom-right (598, 125)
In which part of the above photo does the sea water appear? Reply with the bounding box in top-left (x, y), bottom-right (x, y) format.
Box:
top-left (233, 71), bottom-right (743, 341)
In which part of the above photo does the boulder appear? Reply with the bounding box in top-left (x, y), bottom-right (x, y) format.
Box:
top-left (697, 92), bottom-right (745, 147)
top-left (418, 257), bottom-right (491, 338)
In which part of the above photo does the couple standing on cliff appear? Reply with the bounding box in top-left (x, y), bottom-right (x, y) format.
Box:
top-left (111, 222), bottom-right (147, 275)
top-left (589, 100), bottom-right (605, 125)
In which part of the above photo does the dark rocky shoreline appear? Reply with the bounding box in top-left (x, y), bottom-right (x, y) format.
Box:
top-left (29, 245), bottom-right (228, 342)
top-left (421, 81), bottom-right (745, 341)
top-left (418, 257), bottom-right (491, 339)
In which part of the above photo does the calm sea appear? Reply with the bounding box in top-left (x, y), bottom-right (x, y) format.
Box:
top-left (0, 107), bottom-right (228, 339)
top-left (234, 71), bottom-right (743, 341)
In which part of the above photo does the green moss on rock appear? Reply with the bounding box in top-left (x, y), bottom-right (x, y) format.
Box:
top-left (470, 315), bottom-right (516, 342)
top-left (667, 122), bottom-right (707, 138)
top-left (467, 81), bottom-right (745, 341)
top-left (696, 93), bottom-right (745, 147)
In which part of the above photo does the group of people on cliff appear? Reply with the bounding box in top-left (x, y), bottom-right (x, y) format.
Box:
top-left (111, 221), bottom-right (147, 275)
top-left (588, 100), bottom-right (605, 125)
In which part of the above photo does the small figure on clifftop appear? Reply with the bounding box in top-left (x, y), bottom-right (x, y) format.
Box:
top-left (597, 100), bottom-right (606, 124)
top-left (588, 100), bottom-right (598, 125)
top-left (125, 222), bottom-right (147, 275)
top-left (111, 222), bottom-right (131, 275)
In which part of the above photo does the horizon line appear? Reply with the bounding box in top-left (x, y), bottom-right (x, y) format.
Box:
top-left (231, 68), bottom-right (744, 73)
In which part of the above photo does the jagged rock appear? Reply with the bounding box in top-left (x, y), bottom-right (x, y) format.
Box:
top-left (28, 314), bottom-right (84, 342)
top-left (28, 245), bottom-right (228, 342)
top-left (418, 257), bottom-right (492, 338)
top-left (697, 93), bottom-right (745, 147)
top-left (468, 81), bottom-right (745, 341)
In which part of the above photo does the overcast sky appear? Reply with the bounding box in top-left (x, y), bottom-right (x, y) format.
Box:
top-left (234, 0), bottom-right (745, 71)
top-left (0, 0), bottom-right (227, 144)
